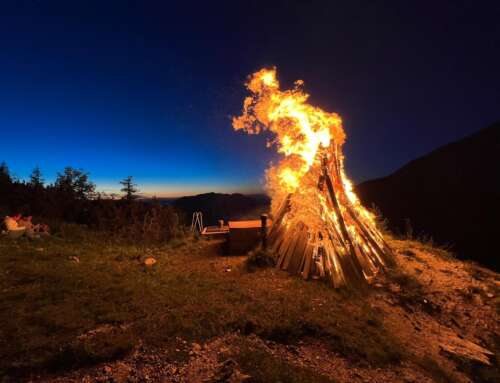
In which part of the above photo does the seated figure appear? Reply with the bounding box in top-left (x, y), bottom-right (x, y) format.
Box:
top-left (3, 214), bottom-right (26, 238)
top-left (38, 223), bottom-right (50, 235)
top-left (4, 215), bottom-right (19, 230)
top-left (18, 216), bottom-right (39, 238)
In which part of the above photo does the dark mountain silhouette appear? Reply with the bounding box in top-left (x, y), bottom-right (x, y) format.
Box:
top-left (174, 192), bottom-right (270, 226)
top-left (356, 122), bottom-right (500, 271)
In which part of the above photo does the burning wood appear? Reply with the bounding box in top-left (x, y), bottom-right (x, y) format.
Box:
top-left (233, 68), bottom-right (393, 288)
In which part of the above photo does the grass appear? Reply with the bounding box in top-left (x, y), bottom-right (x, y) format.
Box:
top-left (244, 247), bottom-right (276, 271)
top-left (229, 337), bottom-right (338, 383)
top-left (412, 356), bottom-right (457, 383)
top-left (0, 228), bottom-right (409, 379)
top-left (386, 267), bottom-right (442, 316)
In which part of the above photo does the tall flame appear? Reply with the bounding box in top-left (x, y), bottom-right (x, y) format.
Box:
top-left (233, 68), bottom-right (345, 194)
top-left (233, 67), bottom-right (392, 288)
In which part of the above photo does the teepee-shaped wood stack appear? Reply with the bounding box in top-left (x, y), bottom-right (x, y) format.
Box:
top-left (233, 68), bottom-right (393, 288)
top-left (267, 153), bottom-right (393, 288)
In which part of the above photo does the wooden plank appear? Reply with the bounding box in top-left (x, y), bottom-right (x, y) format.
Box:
top-left (323, 169), bottom-right (357, 259)
top-left (323, 240), bottom-right (344, 288)
top-left (344, 203), bottom-right (393, 267)
top-left (282, 230), bottom-right (300, 270)
top-left (335, 251), bottom-right (367, 289)
top-left (277, 229), bottom-right (296, 268)
top-left (353, 244), bottom-right (375, 278)
top-left (301, 244), bottom-right (314, 280)
top-left (286, 228), bottom-right (309, 275)
top-left (270, 226), bottom-right (286, 253)
top-left (269, 194), bottom-right (291, 237)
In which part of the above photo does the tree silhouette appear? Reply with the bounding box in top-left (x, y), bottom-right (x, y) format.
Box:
top-left (55, 167), bottom-right (96, 200)
top-left (0, 161), bottom-right (13, 206)
top-left (120, 176), bottom-right (139, 201)
top-left (29, 166), bottom-right (44, 188)
top-left (0, 161), bottom-right (11, 185)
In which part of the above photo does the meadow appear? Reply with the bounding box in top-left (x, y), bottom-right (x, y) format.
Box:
top-left (0, 226), bottom-right (498, 382)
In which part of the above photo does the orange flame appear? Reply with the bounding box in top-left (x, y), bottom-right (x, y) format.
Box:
top-left (233, 67), bottom-right (381, 242)
top-left (233, 68), bottom-right (344, 192)
top-left (233, 67), bottom-right (391, 287)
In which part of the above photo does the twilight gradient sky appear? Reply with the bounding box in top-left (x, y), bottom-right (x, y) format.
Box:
top-left (0, 1), bottom-right (499, 197)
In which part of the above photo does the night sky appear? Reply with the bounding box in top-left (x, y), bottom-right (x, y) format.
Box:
top-left (1, 1), bottom-right (499, 197)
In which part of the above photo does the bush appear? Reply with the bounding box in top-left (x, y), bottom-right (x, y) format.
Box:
top-left (232, 338), bottom-right (336, 383)
top-left (245, 248), bottom-right (276, 272)
top-left (81, 199), bottom-right (185, 243)
top-left (0, 163), bottom-right (185, 244)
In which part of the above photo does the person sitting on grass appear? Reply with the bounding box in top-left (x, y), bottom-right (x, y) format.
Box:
top-left (18, 215), bottom-right (40, 238)
top-left (20, 216), bottom-right (51, 237)
top-left (4, 214), bottom-right (24, 230)
top-left (3, 214), bottom-right (26, 238)
top-left (37, 223), bottom-right (50, 236)
top-left (3, 214), bottom-right (50, 238)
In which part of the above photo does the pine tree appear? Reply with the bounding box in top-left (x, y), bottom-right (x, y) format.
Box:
top-left (120, 176), bottom-right (139, 201)
top-left (0, 161), bottom-right (11, 184)
top-left (0, 161), bottom-right (13, 202)
top-left (55, 167), bottom-right (96, 200)
top-left (29, 166), bottom-right (44, 188)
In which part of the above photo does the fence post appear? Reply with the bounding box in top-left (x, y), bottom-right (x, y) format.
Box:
top-left (260, 214), bottom-right (268, 249)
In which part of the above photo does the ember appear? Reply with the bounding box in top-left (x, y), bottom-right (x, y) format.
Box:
top-left (233, 68), bottom-right (393, 288)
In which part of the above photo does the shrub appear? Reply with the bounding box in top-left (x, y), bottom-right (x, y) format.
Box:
top-left (85, 199), bottom-right (184, 243)
top-left (245, 248), bottom-right (276, 271)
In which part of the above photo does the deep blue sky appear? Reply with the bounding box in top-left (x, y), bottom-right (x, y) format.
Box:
top-left (0, 1), bottom-right (499, 196)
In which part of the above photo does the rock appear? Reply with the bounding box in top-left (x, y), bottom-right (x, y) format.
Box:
top-left (486, 293), bottom-right (494, 298)
top-left (144, 257), bottom-right (156, 266)
top-left (231, 370), bottom-right (252, 382)
top-left (212, 359), bottom-right (239, 381)
top-left (103, 365), bottom-right (112, 374)
top-left (192, 342), bottom-right (202, 352)
top-left (112, 362), bottom-right (132, 383)
top-left (472, 294), bottom-right (483, 305)
top-left (218, 346), bottom-right (230, 355)
top-left (69, 256), bottom-right (80, 263)
top-left (389, 284), bottom-right (401, 293)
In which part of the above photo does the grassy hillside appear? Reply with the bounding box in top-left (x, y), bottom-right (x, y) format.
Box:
top-left (0, 228), bottom-right (498, 382)
top-left (357, 122), bottom-right (500, 271)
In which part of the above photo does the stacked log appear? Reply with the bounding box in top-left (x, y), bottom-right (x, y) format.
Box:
top-left (269, 153), bottom-right (393, 288)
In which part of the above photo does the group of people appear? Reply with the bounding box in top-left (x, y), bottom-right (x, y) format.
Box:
top-left (3, 214), bottom-right (50, 239)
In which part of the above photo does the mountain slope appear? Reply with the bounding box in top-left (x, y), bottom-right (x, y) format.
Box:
top-left (356, 122), bottom-right (500, 270)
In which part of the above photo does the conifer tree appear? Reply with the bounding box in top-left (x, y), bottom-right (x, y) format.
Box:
top-left (120, 176), bottom-right (139, 201)
top-left (0, 161), bottom-right (11, 184)
top-left (55, 167), bottom-right (96, 200)
top-left (29, 166), bottom-right (44, 188)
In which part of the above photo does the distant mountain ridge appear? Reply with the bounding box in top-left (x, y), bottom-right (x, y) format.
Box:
top-left (356, 122), bottom-right (500, 270)
top-left (174, 192), bottom-right (270, 226)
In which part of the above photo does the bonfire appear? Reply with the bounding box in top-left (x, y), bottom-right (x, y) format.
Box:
top-left (233, 68), bottom-right (393, 288)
